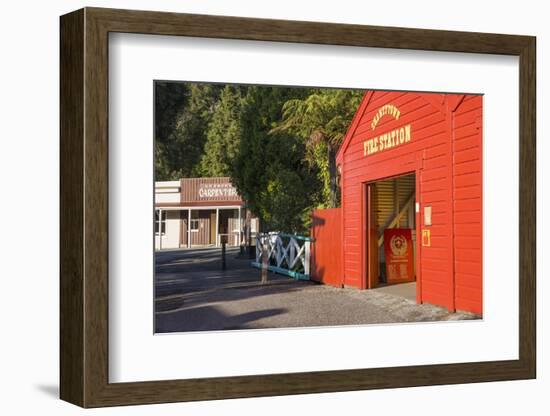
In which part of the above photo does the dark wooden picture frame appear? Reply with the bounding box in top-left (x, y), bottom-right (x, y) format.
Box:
top-left (60, 7), bottom-right (536, 408)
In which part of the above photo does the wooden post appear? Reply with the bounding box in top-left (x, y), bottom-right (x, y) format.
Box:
top-left (289, 237), bottom-right (296, 269)
top-left (215, 208), bottom-right (219, 247)
top-left (238, 207), bottom-right (242, 248)
top-left (261, 235), bottom-right (268, 284)
top-left (304, 240), bottom-right (311, 276)
top-left (158, 209), bottom-right (162, 251)
top-left (247, 209), bottom-right (254, 259)
top-left (187, 209), bottom-right (191, 248)
top-left (221, 241), bottom-right (226, 271)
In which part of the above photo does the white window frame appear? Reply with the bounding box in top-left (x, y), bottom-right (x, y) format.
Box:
top-left (155, 210), bottom-right (167, 236)
top-left (189, 218), bottom-right (200, 233)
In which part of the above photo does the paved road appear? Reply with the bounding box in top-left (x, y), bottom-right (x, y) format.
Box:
top-left (155, 247), bottom-right (478, 333)
top-left (155, 247), bottom-right (288, 295)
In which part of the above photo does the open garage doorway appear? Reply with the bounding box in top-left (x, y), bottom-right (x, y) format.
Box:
top-left (365, 172), bottom-right (417, 296)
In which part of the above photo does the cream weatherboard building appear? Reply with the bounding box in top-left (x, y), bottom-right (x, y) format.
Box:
top-left (154, 177), bottom-right (258, 250)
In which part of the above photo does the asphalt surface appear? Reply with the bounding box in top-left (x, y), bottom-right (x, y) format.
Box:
top-left (155, 247), bottom-right (479, 333)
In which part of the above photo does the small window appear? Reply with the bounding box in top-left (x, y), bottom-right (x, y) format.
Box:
top-left (190, 219), bottom-right (200, 232)
top-left (155, 210), bottom-right (167, 235)
top-left (233, 218), bottom-right (242, 232)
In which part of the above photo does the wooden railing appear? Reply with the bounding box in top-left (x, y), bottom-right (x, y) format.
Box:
top-left (251, 232), bottom-right (312, 280)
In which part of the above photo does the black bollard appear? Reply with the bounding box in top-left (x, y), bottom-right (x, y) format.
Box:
top-left (221, 241), bottom-right (226, 271)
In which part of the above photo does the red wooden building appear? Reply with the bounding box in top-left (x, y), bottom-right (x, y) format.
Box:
top-left (311, 90), bottom-right (483, 315)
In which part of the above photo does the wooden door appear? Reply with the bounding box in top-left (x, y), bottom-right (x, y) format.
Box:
top-left (210, 211), bottom-right (216, 245)
top-left (367, 183), bottom-right (379, 289)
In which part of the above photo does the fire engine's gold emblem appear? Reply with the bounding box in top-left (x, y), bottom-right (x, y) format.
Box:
top-left (390, 234), bottom-right (407, 257)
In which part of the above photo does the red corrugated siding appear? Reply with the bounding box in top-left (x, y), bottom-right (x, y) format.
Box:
top-left (341, 91), bottom-right (447, 297)
top-left (311, 208), bottom-right (342, 287)
top-left (337, 90), bottom-right (483, 314)
top-left (452, 95), bottom-right (483, 315)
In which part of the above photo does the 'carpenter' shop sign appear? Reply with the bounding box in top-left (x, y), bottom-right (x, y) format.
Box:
top-left (384, 228), bottom-right (415, 283)
top-left (180, 177), bottom-right (243, 203)
top-left (198, 183), bottom-right (238, 199)
top-left (363, 104), bottom-right (412, 156)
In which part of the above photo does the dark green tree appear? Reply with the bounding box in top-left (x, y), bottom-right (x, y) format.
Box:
top-left (198, 85), bottom-right (244, 176)
top-left (154, 82), bottom-right (222, 180)
top-left (230, 86), bottom-right (320, 233)
top-left (154, 82), bottom-right (188, 180)
top-left (272, 88), bottom-right (364, 208)
top-left (154, 82), bottom-right (362, 233)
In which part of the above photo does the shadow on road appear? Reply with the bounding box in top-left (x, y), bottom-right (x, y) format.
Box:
top-left (154, 247), bottom-right (314, 332)
top-left (156, 305), bottom-right (288, 332)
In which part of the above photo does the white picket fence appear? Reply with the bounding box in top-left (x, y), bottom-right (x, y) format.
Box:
top-left (251, 232), bottom-right (312, 280)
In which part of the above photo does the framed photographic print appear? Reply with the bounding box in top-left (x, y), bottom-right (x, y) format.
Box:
top-left (60, 7), bottom-right (536, 408)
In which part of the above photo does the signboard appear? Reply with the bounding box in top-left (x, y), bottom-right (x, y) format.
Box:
top-left (198, 183), bottom-right (238, 199)
top-left (424, 206), bottom-right (432, 226)
top-left (180, 177), bottom-right (243, 204)
top-left (384, 228), bottom-right (415, 283)
top-left (363, 124), bottom-right (411, 156)
top-left (422, 229), bottom-right (431, 247)
top-left (363, 104), bottom-right (412, 156)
